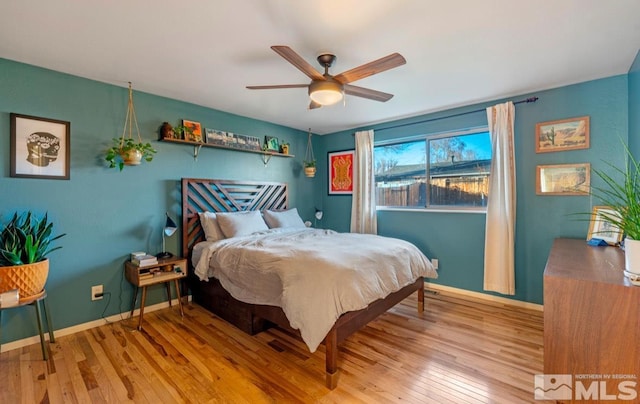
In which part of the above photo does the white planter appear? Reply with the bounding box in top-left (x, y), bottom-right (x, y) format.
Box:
top-left (122, 149), bottom-right (143, 165)
top-left (624, 238), bottom-right (640, 276)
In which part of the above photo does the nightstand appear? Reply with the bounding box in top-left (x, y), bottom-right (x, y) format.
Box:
top-left (124, 256), bottom-right (187, 330)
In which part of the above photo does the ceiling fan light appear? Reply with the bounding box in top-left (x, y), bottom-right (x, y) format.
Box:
top-left (309, 80), bottom-right (343, 106)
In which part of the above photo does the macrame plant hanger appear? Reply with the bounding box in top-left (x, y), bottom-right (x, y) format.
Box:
top-left (121, 81), bottom-right (143, 148)
top-left (304, 128), bottom-right (316, 178)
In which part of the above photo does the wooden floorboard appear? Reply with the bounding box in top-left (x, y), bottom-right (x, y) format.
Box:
top-left (0, 290), bottom-right (553, 403)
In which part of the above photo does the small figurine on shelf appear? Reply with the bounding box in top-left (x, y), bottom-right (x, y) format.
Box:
top-left (280, 142), bottom-right (290, 154)
top-left (160, 122), bottom-right (174, 139)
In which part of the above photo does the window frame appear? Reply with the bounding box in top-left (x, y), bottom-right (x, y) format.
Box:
top-left (375, 126), bottom-right (490, 213)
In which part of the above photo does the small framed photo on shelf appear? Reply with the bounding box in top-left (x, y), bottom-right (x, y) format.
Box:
top-left (535, 116), bottom-right (590, 153)
top-left (587, 206), bottom-right (623, 245)
top-left (265, 136), bottom-right (279, 152)
top-left (328, 149), bottom-right (354, 195)
top-left (205, 128), bottom-right (225, 145)
top-left (10, 113), bottom-right (71, 180)
top-left (247, 136), bottom-right (261, 151)
top-left (536, 163), bottom-right (590, 195)
top-left (182, 119), bottom-right (203, 142)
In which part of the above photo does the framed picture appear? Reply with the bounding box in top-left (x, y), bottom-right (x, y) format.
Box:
top-left (535, 116), bottom-right (590, 153)
top-left (182, 119), bottom-right (202, 142)
top-left (265, 136), bottom-right (279, 151)
top-left (205, 128), bottom-right (225, 145)
top-left (536, 163), bottom-right (590, 195)
top-left (587, 206), bottom-right (623, 245)
top-left (10, 113), bottom-right (70, 180)
top-left (328, 149), bottom-right (354, 195)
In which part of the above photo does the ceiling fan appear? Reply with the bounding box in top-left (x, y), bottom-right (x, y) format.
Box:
top-left (247, 46), bottom-right (406, 109)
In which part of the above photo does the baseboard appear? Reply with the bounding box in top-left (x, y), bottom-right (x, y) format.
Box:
top-left (0, 296), bottom-right (191, 354)
top-left (425, 283), bottom-right (543, 312)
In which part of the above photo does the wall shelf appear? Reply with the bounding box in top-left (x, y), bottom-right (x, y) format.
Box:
top-left (161, 138), bottom-right (294, 165)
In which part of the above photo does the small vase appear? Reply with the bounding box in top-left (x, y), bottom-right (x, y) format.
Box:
top-left (161, 122), bottom-right (174, 139)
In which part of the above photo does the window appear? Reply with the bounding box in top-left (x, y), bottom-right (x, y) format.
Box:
top-left (374, 129), bottom-right (492, 209)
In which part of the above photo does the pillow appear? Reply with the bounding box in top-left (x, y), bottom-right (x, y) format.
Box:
top-left (216, 210), bottom-right (269, 238)
top-left (198, 212), bottom-right (225, 242)
top-left (263, 208), bottom-right (306, 229)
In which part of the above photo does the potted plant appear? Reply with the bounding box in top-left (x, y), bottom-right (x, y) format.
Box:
top-left (588, 142), bottom-right (640, 280)
top-left (304, 160), bottom-right (316, 178)
top-left (105, 137), bottom-right (157, 171)
top-left (0, 212), bottom-right (65, 300)
top-left (172, 125), bottom-right (195, 141)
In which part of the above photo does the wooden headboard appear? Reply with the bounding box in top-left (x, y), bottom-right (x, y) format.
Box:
top-left (181, 178), bottom-right (288, 258)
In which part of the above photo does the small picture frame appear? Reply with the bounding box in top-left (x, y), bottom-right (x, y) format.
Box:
top-left (182, 119), bottom-right (203, 142)
top-left (536, 163), bottom-right (590, 195)
top-left (10, 113), bottom-right (70, 180)
top-left (328, 149), bottom-right (354, 195)
top-left (535, 116), bottom-right (590, 153)
top-left (587, 206), bottom-right (623, 245)
top-left (265, 136), bottom-right (279, 151)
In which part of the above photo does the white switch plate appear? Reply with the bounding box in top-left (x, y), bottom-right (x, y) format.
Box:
top-left (432, 258), bottom-right (439, 270)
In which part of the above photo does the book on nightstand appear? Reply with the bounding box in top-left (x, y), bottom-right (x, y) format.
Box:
top-left (131, 254), bottom-right (158, 266)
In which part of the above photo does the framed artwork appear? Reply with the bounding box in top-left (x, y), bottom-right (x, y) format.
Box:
top-left (587, 206), bottom-right (623, 245)
top-left (535, 116), bottom-right (590, 153)
top-left (536, 163), bottom-right (590, 195)
top-left (205, 128), bottom-right (225, 145)
top-left (182, 119), bottom-right (202, 142)
top-left (10, 113), bottom-right (70, 180)
top-left (265, 136), bottom-right (279, 151)
top-left (328, 149), bottom-right (354, 195)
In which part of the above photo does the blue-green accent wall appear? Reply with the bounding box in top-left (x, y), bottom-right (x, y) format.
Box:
top-left (629, 49), bottom-right (640, 157)
top-left (317, 75), bottom-right (629, 305)
top-left (0, 58), bottom-right (315, 344)
top-left (1, 53), bottom-right (636, 344)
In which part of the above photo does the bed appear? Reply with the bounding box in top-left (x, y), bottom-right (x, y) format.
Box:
top-left (181, 178), bottom-right (437, 388)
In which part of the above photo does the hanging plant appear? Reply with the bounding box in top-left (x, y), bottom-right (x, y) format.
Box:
top-left (304, 129), bottom-right (316, 178)
top-left (105, 82), bottom-right (157, 171)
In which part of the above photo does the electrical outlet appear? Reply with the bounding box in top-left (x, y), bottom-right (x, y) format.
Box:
top-left (431, 258), bottom-right (439, 270)
top-left (91, 285), bottom-right (103, 301)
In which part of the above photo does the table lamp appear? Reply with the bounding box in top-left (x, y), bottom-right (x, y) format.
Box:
top-left (156, 212), bottom-right (177, 259)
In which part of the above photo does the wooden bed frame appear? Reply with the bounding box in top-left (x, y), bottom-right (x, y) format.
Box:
top-left (181, 178), bottom-right (425, 389)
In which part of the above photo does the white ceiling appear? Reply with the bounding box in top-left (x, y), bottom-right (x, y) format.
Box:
top-left (1, 1), bottom-right (639, 135)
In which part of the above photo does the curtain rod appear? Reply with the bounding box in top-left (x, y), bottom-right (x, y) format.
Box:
top-left (373, 96), bottom-right (539, 133)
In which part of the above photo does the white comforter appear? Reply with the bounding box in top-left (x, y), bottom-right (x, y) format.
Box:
top-left (194, 228), bottom-right (437, 352)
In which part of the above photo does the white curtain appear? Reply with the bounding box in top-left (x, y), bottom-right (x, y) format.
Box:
top-left (350, 130), bottom-right (377, 234)
top-left (484, 101), bottom-right (516, 295)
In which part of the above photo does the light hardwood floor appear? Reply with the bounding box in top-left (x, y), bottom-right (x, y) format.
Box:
top-left (0, 290), bottom-right (550, 403)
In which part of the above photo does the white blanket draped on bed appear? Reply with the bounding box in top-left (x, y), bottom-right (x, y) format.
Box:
top-left (193, 228), bottom-right (437, 352)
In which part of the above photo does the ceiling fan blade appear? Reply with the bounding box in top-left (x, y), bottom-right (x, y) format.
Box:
top-left (309, 100), bottom-right (322, 110)
top-left (271, 46), bottom-right (325, 81)
top-left (333, 53), bottom-right (406, 84)
top-left (246, 84), bottom-right (308, 90)
top-left (344, 84), bottom-right (394, 102)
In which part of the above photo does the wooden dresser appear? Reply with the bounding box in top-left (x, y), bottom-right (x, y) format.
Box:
top-left (544, 238), bottom-right (639, 402)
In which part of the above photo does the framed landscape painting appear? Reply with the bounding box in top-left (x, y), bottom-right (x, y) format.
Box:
top-left (536, 163), bottom-right (590, 195)
top-left (328, 150), bottom-right (354, 195)
top-left (535, 116), bottom-right (589, 153)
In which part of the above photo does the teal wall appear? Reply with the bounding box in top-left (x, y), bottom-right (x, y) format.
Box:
top-left (629, 49), bottom-right (640, 157)
top-left (317, 75), bottom-right (629, 305)
top-left (0, 58), bottom-right (316, 344)
top-left (1, 54), bottom-right (635, 344)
